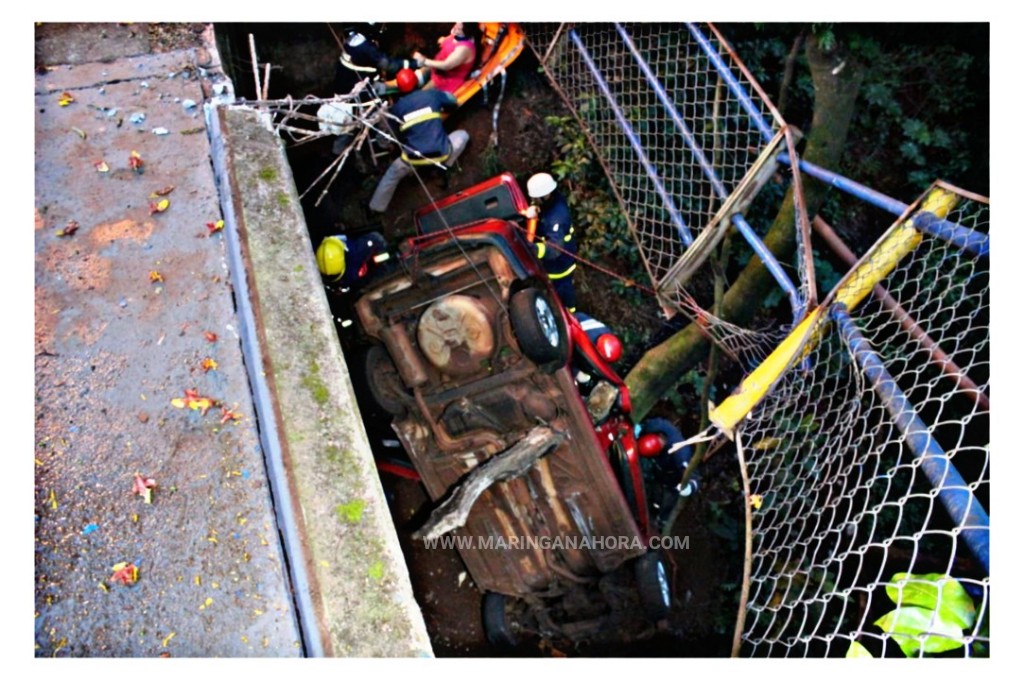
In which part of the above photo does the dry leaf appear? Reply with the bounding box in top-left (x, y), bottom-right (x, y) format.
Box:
top-left (206, 220), bottom-right (225, 235)
top-left (110, 562), bottom-right (139, 586)
top-left (71, 127), bottom-right (86, 139)
top-left (149, 271), bottom-right (164, 283)
top-left (151, 185), bottom-right (175, 197)
top-left (129, 150), bottom-right (144, 174)
top-left (171, 388), bottom-right (217, 416)
top-left (94, 160), bottom-right (109, 173)
top-left (219, 406), bottom-right (241, 425)
top-left (56, 220), bottom-right (79, 238)
top-left (201, 358), bottom-right (218, 372)
top-left (204, 331), bottom-right (218, 343)
top-left (149, 199), bottom-right (170, 215)
top-left (132, 473), bottom-right (156, 504)
top-left (58, 92), bottom-right (74, 106)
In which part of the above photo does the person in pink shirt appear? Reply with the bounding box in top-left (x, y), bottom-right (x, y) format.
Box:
top-left (411, 22), bottom-right (479, 94)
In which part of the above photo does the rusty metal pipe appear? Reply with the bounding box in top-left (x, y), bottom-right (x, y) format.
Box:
top-left (378, 323), bottom-right (428, 388)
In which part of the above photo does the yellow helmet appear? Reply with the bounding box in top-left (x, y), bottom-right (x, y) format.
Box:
top-left (316, 236), bottom-right (346, 282)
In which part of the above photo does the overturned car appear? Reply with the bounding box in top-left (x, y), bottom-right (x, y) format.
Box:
top-left (352, 174), bottom-right (672, 645)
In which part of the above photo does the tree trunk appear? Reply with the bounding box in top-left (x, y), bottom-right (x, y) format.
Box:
top-left (626, 38), bottom-right (865, 420)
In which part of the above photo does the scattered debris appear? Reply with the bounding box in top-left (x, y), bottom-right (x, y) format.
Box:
top-left (171, 388), bottom-right (217, 416)
top-left (149, 271), bottom-right (164, 283)
top-left (152, 127), bottom-right (170, 136)
top-left (71, 127), bottom-right (86, 139)
top-left (58, 92), bottom-right (74, 106)
top-left (56, 220), bottom-right (79, 237)
top-left (94, 160), bottom-right (109, 173)
top-left (219, 406), bottom-right (241, 425)
top-left (129, 150), bottom-right (144, 174)
top-left (132, 473), bottom-right (156, 504)
top-left (149, 199), bottom-right (170, 215)
top-left (201, 358), bottom-right (218, 372)
top-left (206, 220), bottom-right (224, 235)
top-left (151, 185), bottom-right (175, 197)
top-left (82, 523), bottom-right (99, 535)
top-left (129, 112), bottom-right (146, 124)
top-left (204, 331), bottom-right (218, 343)
top-left (110, 562), bottom-right (139, 586)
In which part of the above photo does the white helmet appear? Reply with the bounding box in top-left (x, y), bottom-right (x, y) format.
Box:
top-left (527, 172), bottom-right (557, 199)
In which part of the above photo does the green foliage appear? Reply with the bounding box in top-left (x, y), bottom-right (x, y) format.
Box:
top-left (845, 640), bottom-right (872, 658)
top-left (543, 113), bottom-right (658, 357)
top-left (848, 572), bottom-right (978, 657)
top-left (811, 24), bottom-right (836, 53)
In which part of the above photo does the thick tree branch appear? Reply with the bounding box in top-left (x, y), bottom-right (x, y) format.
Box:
top-left (413, 426), bottom-right (566, 541)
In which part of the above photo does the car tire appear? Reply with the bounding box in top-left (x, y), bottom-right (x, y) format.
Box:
top-left (361, 343), bottom-right (409, 417)
top-left (634, 550), bottom-right (672, 622)
top-left (481, 591), bottom-right (519, 649)
top-left (509, 287), bottom-right (568, 370)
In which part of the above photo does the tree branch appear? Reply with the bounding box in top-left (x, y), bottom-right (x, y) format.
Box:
top-left (413, 426), bottom-right (566, 541)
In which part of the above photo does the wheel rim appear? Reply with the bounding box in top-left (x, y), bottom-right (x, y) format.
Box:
top-left (656, 560), bottom-right (670, 607)
top-left (534, 296), bottom-right (559, 348)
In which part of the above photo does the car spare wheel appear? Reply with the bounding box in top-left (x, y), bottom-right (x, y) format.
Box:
top-left (634, 550), bottom-right (672, 622)
top-left (417, 295), bottom-right (496, 375)
top-left (509, 287), bottom-right (568, 369)
top-left (482, 592), bottom-right (520, 649)
top-left (362, 344), bottom-right (410, 416)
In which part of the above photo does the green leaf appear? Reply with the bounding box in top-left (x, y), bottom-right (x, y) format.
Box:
top-left (846, 641), bottom-right (873, 658)
top-left (875, 605), bottom-right (965, 656)
top-left (885, 573), bottom-right (976, 629)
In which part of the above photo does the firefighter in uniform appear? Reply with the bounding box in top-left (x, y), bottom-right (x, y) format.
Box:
top-left (368, 88), bottom-right (469, 214)
top-left (525, 173), bottom-right (578, 312)
top-left (315, 231), bottom-right (390, 293)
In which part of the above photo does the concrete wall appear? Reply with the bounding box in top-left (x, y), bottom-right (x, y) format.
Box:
top-left (207, 104), bottom-right (432, 657)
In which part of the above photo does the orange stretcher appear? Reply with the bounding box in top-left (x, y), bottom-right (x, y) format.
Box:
top-left (451, 22), bottom-right (526, 108)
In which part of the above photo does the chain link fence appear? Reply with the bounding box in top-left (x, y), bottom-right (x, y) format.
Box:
top-left (717, 185), bottom-right (989, 657)
top-left (526, 22), bottom-right (797, 350)
top-left (527, 23), bottom-right (989, 658)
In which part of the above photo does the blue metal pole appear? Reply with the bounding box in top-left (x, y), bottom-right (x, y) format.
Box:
top-left (782, 154), bottom-right (910, 217)
top-left (569, 28), bottom-right (694, 246)
top-left (686, 22), bottom-right (776, 144)
top-left (786, 156), bottom-right (990, 257)
top-left (614, 23), bottom-right (729, 200)
top-left (913, 211), bottom-right (990, 259)
top-left (831, 303), bottom-right (990, 573)
top-left (616, 22), bottom-right (803, 321)
top-left (732, 214), bottom-right (806, 324)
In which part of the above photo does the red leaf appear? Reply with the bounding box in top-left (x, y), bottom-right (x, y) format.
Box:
top-left (56, 220), bottom-right (79, 237)
top-left (204, 332), bottom-right (218, 343)
top-left (129, 150), bottom-right (144, 174)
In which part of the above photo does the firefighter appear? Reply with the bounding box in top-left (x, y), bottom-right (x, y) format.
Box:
top-left (636, 417), bottom-right (700, 530)
top-left (525, 172), bottom-right (578, 312)
top-left (315, 231), bottom-right (390, 293)
top-left (367, 88), bottom-right (469, 214)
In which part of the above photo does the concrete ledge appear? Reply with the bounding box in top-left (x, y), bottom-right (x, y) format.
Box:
top-left (208, 104), bottom-right (432, 657)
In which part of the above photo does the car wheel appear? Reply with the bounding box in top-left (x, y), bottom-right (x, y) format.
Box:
top-left (481, 591), bottom-right (519, 649)
top-left (361, 343), bottom-right (409, 417)
top-left (509, 287), bottom-right (568, 370)
top-left (634, 550), bottom-right (672, 622)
